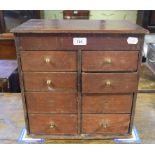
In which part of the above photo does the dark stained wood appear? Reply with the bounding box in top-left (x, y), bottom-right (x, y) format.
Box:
top-left (82, 51), bottom-right (139, 72)
top-left (82, 73), bottom-right (138, 93)
top-left (23, 72), bottom-right (77, 92)
top-left (21, 51), bottom-right (77, 71)
top-left (137, 10), bottom-right (155, 33)
top-left (82, 114), bottom-right (130, 134)
top-left (26, 92), bottom-right (77, 113)
top-left (0, 11), bottom-right (5, 33)
top-left (0, 39), bottom-right (16, 59)
top-left (150, 11), bottom-right (155, 25)
top-left (63, 10), bottom-right (89, 19)
top-left (11, 19), bottom-right (148, 34)
top-left (29, 114), bottom-right (78, 134)
top-left (18, 34), bottom-right (143, 51)
top-left (82, 94), bottom-right (133, 113)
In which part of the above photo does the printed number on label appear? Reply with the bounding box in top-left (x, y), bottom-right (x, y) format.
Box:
top-left (73, 38), bottom-right (87, 45)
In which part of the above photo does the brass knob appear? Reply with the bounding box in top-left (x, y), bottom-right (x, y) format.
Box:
top-left (46, 80), bottom-right (52, 85)
top-left (104, 58), bottom-right (112, 64)
top-left (100, 122), bottom-right (108, 128)
top-left (45, 57), bottom-right (50, 63)
top-left (105, 80), bottom-right (111, 86)
top-left (49, 122), bottom-right (56, 129)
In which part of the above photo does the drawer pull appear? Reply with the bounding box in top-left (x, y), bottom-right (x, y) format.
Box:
top-left (105, 80), bottom-right (111, 86)
top-left (100, 121), bottom-right (108, 128)
top-left (49, 122), bottom-right (56, 129)
top-left (104, 58), bottom-right (112, 64)
top-left (45, 57), bottom-right (50, 63)
top-left (46, 80), bottom-right (52, 85)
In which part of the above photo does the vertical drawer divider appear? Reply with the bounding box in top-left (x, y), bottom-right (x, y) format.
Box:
top-left (77, 49), bottom-right (82, 134)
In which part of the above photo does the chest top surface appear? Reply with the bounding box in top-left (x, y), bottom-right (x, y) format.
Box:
top-left (11, 19), bottom-right (148, 34)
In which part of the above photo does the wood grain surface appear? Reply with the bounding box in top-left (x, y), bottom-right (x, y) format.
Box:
top-left (82, 94), bottom-right (133, 113)
top-left (11, 19), bottom-right (148, 34)
top-left (12, 19), bottom-right (146, 138)
top-left (82, 73), bottom-right (138, 93)
top-left (21, 51), bottom-right (77, 71)
top-left (18, 34), bottom-right (143, 51)
top-left (29, 114), bottom-right (78, 134)
top-left (26, 92), bottom-right (77, 113)
top-left (23, 72), bottom-right (77, 92)
top-left (82, 51), bottom-right (139, 72)
top-left (82, 114), bottom-right (130, 134)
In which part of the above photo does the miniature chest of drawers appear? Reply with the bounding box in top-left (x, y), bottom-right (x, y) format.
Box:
top-left (12, 19), bottom-right (148, 139)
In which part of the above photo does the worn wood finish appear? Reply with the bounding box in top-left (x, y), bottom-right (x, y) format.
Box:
top-left (17, 34), bottom-right (143, 51)
top-left (82, 94), bottom-right (133, 113)
top-left (15, 37), bottom-right (30, 134)
top-left (129, 37), bottom-right (144, 133)
top-left (30, 133), bottom-right (131, 140)
top-left (11, 19), bottom-right (148, 34)
top-left (25, 92), bottom-right (77, 113)
top-left (29, 114), bottom-right (78, 134)
top-left (82, 114), bottom-right (130, 134)
top-left (82, 73), bottom-right (138, 93)
top-left (12, 19), bottom-right (147, 139)
top-left (77, 50), bottom-right (82, 134)
top-left (21, 51), bottom-right (77, 71)
top-left (82, 51), bottom-right (139, 72)
top-left (23, 72), bottom-right (77, 92)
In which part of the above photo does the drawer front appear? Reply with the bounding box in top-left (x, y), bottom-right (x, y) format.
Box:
top-left (26, 92), bottom-right (77, 113)
top-left (82, 51), bottom-right (139, 71)
top-left (29, 114), bottom-right (77, 134)
top-left (21, 51), bottom-right (77, 72)
top-left (82, 114), bottom-right (130, 134)
top-left (82, 94), bottom-right (133, 113)
top-left (18, 34), bottom-right (142, 51)
top-left (23, 72), bottom-right (77, 92)
top-left (82, 73), bottom-right (138, 93)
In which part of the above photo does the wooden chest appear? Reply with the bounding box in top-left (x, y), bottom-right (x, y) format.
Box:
top-left (11, 19), bottom-right (148, 139)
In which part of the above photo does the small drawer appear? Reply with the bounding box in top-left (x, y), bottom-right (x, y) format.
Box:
top-left (82, 114), bottom-right (130, 134)
top-left (18, 34), bottom-right (142, 51)
top-left (29, 114), bottom-right (78, 134)
top-left (82, 73), bottom-right (138, 93)
top-left (82, 51), bottom-right (139, 72)
top-left (26, 92), bottom-right (77, 113)
top-left (82, 94), bottom-right (133, 113)
top-left (23, 72), bottom-right (77, 92)
top-left (21, 51), bottom-right (77, 72)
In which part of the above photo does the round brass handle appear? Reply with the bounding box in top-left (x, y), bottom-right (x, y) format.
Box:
top-left (46, 80), bottom-right (52, 85)
top-left (104, 58), bottom-right (112, 64)
top-left (45, 57), bottom-right (50, 63)
top-left (49, 122), bottom-right (56, 129)
top-left (105, 80), bottom-right (111, 86)
top-left (100, 122), bottom-right (108, 128)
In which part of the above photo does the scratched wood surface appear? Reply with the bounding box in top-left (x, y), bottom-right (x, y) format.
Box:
top-left (11, 19), bottom-right (148, 34)
top-left (12, 19), bottom-right (147, 139)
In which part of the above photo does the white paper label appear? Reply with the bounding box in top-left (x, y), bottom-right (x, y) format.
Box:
top-left (127, 37), bottom-right (138, 44)
top-left (73, 38), bottom-right (87, 45)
